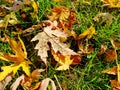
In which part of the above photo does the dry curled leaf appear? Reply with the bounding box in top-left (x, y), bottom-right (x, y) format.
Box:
top-left (105, 49), bottom-right (117, 62)
top-left (5, 0), bottom-right (24, 11)
top-left (101, 0), bottom-right (120, 8)
top-left (0, 75), bottom-right (12, 90)
top-left (111, 39), bottom-right (120, 50)
top-left (78, 41), bottom-right (94, 54)
top-left (97, 44), bottom-right (107, 55)
top-left (31, 69), bottom-right (45, 80)
top-left (10, 75), bottom-right (25, 90)
top-left (31, 20), bottom-right (77, 64)
top-left (93, 13), bottom-right (114, 26)
top-left (77, 26), bottom-right (95, 40)
top-left (39, 78), bottom-right (56, 90)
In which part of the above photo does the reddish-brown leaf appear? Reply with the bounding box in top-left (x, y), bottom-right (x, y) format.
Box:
top-left (105, 49), bottom-right (117, 62)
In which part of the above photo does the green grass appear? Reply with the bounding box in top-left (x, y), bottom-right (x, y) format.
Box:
top-left (0, 0), bottom-right (120, 90)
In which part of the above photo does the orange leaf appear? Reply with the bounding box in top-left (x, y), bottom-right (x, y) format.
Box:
top-left (31, 69), bottom-right (44, 80)
top-left (0, 34), bottom-right (27, 63)
top-left (110, 79), bottom-right (120, 90)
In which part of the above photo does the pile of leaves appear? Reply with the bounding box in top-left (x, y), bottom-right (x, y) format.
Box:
top-left (0, 0), bottom-right (120, 89)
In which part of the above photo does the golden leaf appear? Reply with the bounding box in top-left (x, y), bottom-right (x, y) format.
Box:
top-left (51, 50), bottom-right (73, 70)
top-left (77, 26), bottom-right (95, 40)
top-left (0, 35), bottom-right (31, 81)
top-left (101, 0), bottom-right (120, 8)
top-left (102, 66), bottom-right (117, 75)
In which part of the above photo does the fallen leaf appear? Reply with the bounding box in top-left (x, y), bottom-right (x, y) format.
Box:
top-left (101, 0), bottom-right (120, 8)
top-left (0, 7), bottom-right (7, 16)
top-left (97, 44), bottom-right (107, 55)
top-left (0, 12), bottom-right (19, 29)
top-left (51, 50), bottom-right (73, 70)
top-left (39, 78), bottom-right (56, 90)
top-left (0, 35), bottom-right (31, 81)
top-left (0, 61), bottom-right (30, 81)
top-left (0, 34), bottom-right (27, 63)
top-left (77, 26), bottom-right (95, 40)
top-left (105, 49), bottom-right (117, 62)
top-left (78, 41), bottom-right (94, 54)
top-left (111, 40), bottom-right (120, 50)
top-left (0, 75), bottom-right (12, 90)
top-left (102, 66), bottom-right (117, 75)
top-left (31, 20), bottom-right (77, 64)
top-left (30, 82), bottom-right (41, 90)
top-left (48, 6), bottom-right (70, 21)
top-left (5, 0), bottom-right (24, 11)
top-left (110, 79), bottom-right (120, 90)
top-left (10, 75), bottom-right (25, 90)
top-left (93, 13), bottom-right (114, 25)
top-left (31, 69), bottom-right (45, 80)
top-left (117, 64), bottom-right (120, 83)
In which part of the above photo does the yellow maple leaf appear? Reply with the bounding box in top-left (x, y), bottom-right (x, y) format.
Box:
top-left (101, 0), bottom-right (120, 8)
top-left (0, 35), bottom-right (31, 81)
top-left (77, 26), bottom-right (95, 40)
top-left (51, 50), bottom-right (73, 70)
